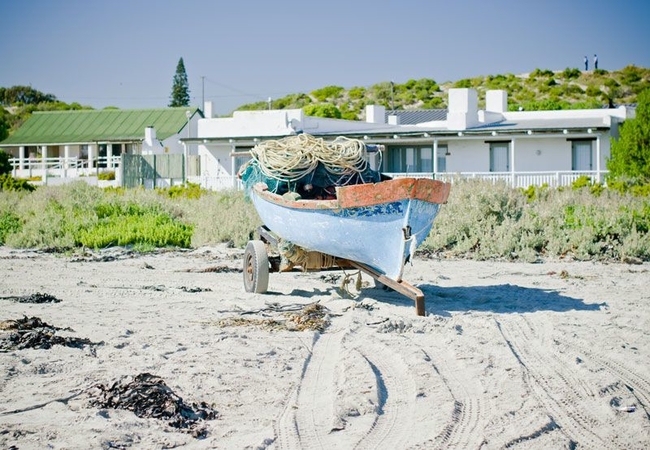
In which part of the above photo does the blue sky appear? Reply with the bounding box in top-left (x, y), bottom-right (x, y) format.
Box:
top-left (1, 0), bottom-right (649, 115)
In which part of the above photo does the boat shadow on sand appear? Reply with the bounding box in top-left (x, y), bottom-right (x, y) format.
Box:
top-left (360, 283), bottom-right (607, 317)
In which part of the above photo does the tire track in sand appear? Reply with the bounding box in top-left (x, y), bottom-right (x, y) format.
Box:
top-left (275, 329), bottom-right (345, 449)
top-left (418, 347), bottom-right (485, 450)
top-left (352, 340), bottom-right (417, 449)
top-left (496, 316), bottom-right (621, 449)
top-left (276, 324), bottom-right (437, 449)
top-left (562, 339), bottom-right (650, 421)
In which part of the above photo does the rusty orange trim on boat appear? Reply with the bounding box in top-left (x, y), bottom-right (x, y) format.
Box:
top-left (337, 178), bottom-right (451, 209)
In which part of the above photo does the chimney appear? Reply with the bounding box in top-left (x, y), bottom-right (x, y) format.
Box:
top-left (366, 105), bottom-right (386, 124)
top-left (204, 101), bottom-right (214, 118)
top-left (144, 126), bottom-right (156, 146)
top-left (486, 90), bottom-right (507, 113)
top-left (447, 88), bottom-right (478, 130)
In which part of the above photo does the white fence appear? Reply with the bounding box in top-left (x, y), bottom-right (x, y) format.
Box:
top-left (388, 170), bottom-right (608, 188)
top-left (187, 175), bottom-right (244, 191)
top-left (10, 156), bottom-right (122, 180)
top-left (9, 156), bottom-right (607, 190)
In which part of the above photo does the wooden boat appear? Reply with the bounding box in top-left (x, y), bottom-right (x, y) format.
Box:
top-left (239, 134), bottom-right (450, 315)
top-left (243, 176), bottom-right (450, 316)
top-left (249, 177), bottom-right (450, 281)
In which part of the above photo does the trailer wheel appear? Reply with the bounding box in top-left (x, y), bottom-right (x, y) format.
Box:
top-left (243, 240), bottom-right (269, 293)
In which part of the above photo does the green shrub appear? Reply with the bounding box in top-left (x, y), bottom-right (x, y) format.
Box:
top-left (586, 84), bottom-right (602, 97)
top-left (0, 174), bottom-right (36, 192)
top-left (520, 183), bottom-right (549, 202)
top-left (423, 179), bottom-right (650, 262)
top-left (348, 87), bottom-right (366, 100)
top-left (303, 104), bottom-right (342, 119)
top-left (3, 182), bottom-right (193, 251)
top-left (157, 182), bottom-right (204, 200)
top-left (180, 189), bottom-right (261, 248)
top-left (311, 86), bottom-right (344, 102)
top-left (97, 171), bottom-right (115, 181)
top-left (571, 175), bottom-right (592, 190)
top-left (2, 179), bottom-right (648, 261)
top-left (75, 212), bottom-right (192, 249)
top-left (562, 68), bottom-right (581, 79)
top-left (0, 211), bottom-right (21, 244)
top-left (0, 150), bottom-right (11, 175)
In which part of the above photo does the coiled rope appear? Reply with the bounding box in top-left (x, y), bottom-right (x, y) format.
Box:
top-left (250, 134), bottom-right (379, 184)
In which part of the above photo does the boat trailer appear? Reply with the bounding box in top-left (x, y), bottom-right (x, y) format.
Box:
top-left (243, 226), bottom-right (428, 316)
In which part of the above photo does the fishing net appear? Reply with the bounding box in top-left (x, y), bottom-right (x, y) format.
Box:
top-left (239, 134), bottom-right (382, 198)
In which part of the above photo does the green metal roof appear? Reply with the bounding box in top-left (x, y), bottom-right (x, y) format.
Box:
top-left (0, 108), bottom-right (201, 146)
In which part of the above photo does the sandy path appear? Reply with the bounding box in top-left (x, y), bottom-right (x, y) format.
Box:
top-left (0, 246), bottom-right (649, 449)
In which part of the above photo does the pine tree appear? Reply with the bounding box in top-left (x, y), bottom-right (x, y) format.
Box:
top-left (169, 57), bottom-right (190, 107)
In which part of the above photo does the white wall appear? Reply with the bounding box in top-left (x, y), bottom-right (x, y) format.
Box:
top-left (199, 109), bottom-right (305, 138)
top-left (444, 140), bottom-right (487, 172)
top-left (512, 137), bottom-right (571, 171)
top-left (437, 134), bottom-right (612, 173)
top-left (197, 108), bottom-right (398, 140)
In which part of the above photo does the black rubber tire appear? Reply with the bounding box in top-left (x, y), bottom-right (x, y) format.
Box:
top-left (243, 240), bottom-right (269, 293)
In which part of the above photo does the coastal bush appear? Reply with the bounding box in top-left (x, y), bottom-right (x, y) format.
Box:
top-left (178, 189), bottom-right (261, 248)
top-left (157, 182), bottom-right (205, 200)
top-left (2, 182), bottom-right (193, 251)
top-left (311, 86), bottom-right (344, 102)
top-left (423, 179), bottom-right (650, 262)
top-left (0, 174), bottom-right (36, 192)
top-left (0, 150), bottom-right (11, 174)
top-left (97, 171), bottom-right (115, 181)
top-left (0, 211), bottom-right (21, 244)
top-left (0, 180), bottom-right (648, 261)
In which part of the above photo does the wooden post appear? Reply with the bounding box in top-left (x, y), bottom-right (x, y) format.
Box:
top-left (415, 295), bottom-right (425, 317)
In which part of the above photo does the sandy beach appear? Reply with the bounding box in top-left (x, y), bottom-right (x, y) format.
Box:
top-left (0, 245), bottom-right (649, 449)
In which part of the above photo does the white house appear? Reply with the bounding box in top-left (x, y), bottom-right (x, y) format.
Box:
top-left (1, 108), bottom-right (202, 185)
top-left (1, 90), bottom-right (633, 189)
top-left (186, 88), bottom-right (632, 189)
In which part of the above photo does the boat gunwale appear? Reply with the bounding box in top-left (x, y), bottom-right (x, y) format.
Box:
top-left (252, 178), bottom-right (451, 211)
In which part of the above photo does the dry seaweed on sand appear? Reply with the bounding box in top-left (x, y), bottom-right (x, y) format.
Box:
top-left (0, 316), bottom-right (69, 331)
top-left (179, 265), bottom-right (242, 273)
top-left (87, 373), bottom-right (218, 439)
top-left (212, 302), bottom-right (331, 332)
top-left (286, 302), bottom-right (330, 331)
top-left (0, 315), bottom-right (101, 351)
top-left (0, 292), bottom-right (62, 303)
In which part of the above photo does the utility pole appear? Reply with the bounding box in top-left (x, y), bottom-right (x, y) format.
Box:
top-left (201, 76), bottom-right (205, 109)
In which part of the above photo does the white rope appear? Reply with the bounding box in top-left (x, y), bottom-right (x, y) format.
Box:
top-left (250, 134), bottom-right (379, 185)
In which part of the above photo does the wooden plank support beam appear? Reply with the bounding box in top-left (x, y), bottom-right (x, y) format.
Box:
top-left (348, 261), bottom-right (426, 316)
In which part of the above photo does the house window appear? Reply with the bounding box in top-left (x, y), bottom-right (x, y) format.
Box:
top-left (234, 147), bottom-right (253, 174)
top-left (489, 142), bottom-right (510, 172)
top-left (437, 145), bottom-right (448, 173)
top-left (385, 146), bottom-right (433, 173)
top-left (571, 140), bottom-right (593, 171)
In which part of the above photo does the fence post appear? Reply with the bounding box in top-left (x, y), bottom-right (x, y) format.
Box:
top-left (153, 155), bottom-right (157, 189)
top-left (42, 146), bottom-right (48, 185)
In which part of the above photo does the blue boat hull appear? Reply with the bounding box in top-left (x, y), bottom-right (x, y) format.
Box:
top-left (250, 178), bottom-right (450, 281)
